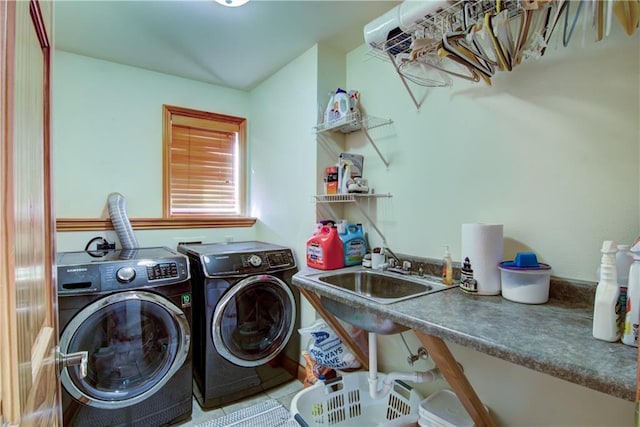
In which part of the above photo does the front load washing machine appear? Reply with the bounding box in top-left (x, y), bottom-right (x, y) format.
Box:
top-left (178, 241), bottom-right (299, 409)
top-left (56, 247), bottom-right (192, 427)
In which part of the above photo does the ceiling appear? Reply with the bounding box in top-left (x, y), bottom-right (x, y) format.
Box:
top-left (54, 0), bottom-right (400, 91)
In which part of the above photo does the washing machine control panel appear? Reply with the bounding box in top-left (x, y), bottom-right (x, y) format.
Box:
top-left (56, 247), bottom-right (191, 294)
top-left (146, 262), bottom-right (179, 280)
top-left (116, 266), bottom-right (136, 283)
top-left (246, 254), bottom-right (262, 267)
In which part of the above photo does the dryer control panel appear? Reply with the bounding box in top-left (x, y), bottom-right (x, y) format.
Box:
top-left (201, 249), bottom-right (296, 277)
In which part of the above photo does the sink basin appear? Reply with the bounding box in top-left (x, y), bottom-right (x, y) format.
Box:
top-left (316, 269), bottom-right (452, 304)
top-left (320, 296), bottom-right (411, 334)
top-left (307, 268), bottom-right (456, 334)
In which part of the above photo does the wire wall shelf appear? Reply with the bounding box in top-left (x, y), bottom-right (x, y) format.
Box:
top-left (364, 0), bottom-right (543, 109)
top-left (314, 193), bottom-right (392, 203)
top-left (314, 193), bottom-right (392, 243)
top-left (368, 0), bottom-right (522, 62)
top-left (314, 112), bottom-right (393, 135)
top-left (314, 113), bottom-right (393, 168)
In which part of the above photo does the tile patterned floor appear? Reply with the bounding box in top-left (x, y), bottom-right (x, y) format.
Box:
top-left (175, 380), bottom-right (304, 426)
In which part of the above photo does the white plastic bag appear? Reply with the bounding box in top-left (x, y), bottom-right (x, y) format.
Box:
top-left (298, 319), bottom-right (361, 370)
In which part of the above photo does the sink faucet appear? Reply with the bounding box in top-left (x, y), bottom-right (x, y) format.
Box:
top-left (381, 246), bottom-right (412, 275)
top-left (383, 246), bottom-right (401, 267)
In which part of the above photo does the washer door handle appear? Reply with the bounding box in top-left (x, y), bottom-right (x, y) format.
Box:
top-left (56, 347), bottom-right (88, 378)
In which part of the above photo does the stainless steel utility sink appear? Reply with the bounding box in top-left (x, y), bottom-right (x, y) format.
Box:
top-left (306, 267), bottom-right (456, 334)
top-left (316, 269), bottom-right (452, 304)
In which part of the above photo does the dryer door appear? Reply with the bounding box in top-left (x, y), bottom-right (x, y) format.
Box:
top-left (212, 274), bottom-right (296, 367)
top-left (59, 291), bottom-right (190, 409)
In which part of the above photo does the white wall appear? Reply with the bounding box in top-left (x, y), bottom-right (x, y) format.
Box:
top-left (341, 22), bottom-right (639, 426)
top-left (53, 51), bottom-right (256, 251)
top-left (249, 46), bottom-right (318, 259)
top-left (249, 46), bottom-right (319, 334)
top-left (344, 28), bottom-right (639, 282)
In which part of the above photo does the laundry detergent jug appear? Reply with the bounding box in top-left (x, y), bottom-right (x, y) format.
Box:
top-left (339, 223), bottom-right (367, 266)
top-left (306, 225), bottom-right (344, 270)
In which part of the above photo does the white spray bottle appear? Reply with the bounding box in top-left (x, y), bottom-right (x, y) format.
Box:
top-left (592, 240), bottom-right (621, 342)
top-left (622, 241), bottom-right (640, 346)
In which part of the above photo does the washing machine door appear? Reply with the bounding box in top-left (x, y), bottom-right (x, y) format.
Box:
top-left (59, 290), bottom-right (190, 409)
top-left (212, 274), bottom-right (295, 367)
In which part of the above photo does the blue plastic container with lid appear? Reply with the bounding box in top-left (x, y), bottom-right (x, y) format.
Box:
top-left (338, 223), bottom-right (367, 266)
top-left (498, 252), bottom-right (552, 304)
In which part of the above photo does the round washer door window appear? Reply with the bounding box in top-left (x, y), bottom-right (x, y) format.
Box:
top-left (212, 274), bottom-right (295, 367)
top-left (59, 291), bottom-right (190, 409)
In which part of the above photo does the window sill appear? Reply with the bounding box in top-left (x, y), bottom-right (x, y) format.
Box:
top-left (56, 217), bottom-right (257, 232)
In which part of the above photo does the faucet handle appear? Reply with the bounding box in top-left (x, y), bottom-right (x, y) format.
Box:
top-left (402, 260), bottom-right (412, 271)
top-left (388, 258), bottom-right (397, 268)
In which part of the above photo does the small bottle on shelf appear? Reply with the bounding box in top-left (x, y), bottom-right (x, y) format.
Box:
top-left (442, 245), bottom-right (453, 286)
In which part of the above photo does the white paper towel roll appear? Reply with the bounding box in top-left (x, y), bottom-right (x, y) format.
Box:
top-left (461, 223), bottom-right (504, 295)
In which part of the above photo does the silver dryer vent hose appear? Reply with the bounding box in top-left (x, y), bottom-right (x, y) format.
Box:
top-left (107, 192), bottom-right (139, 250)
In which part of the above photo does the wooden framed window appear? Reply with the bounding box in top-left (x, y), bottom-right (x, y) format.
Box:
top-left (163, 104), bottom-right (248, 218)
top-left (55, 105), bottom-right (256, 231)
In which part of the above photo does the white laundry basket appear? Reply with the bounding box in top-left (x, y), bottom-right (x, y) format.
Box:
top-left (418, 389), bottom-right (489, 427)
top-left (290, 372), bottom-right (422, 427)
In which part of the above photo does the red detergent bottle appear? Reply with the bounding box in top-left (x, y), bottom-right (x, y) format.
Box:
top-left (306, 225), bottom-right (344, 270)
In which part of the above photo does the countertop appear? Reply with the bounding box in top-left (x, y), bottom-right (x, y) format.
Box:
top-left (292, 266), bottom-right (637, 402)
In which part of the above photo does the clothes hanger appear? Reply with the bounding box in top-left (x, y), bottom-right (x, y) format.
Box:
top-left (427, 12), bottom-right (492, 84)
top-left (562, 0), bottom-right (584, 47)
top-left (612, 0), bottom-right (640, 36)
top-left (581, 0), bottom-right (592, 47)
top-left (514, 0), bottom-right (553, 64)
top-left (442, 29), bottom-right (495, 78)
top-left (484, 11), bottom-right (512, 71)
top-left (516, 2), bottom-right (553, 61)
top-left (514, 7), bottom-right (534, 65)
top-left (465, 21), bottom-right (500, 74)
top-left (493, 8), bottom-right (517, 69)
top-left (605, 0), bottom-right (614, 36)
top-left (433, 47), bottom-right (486, 83)
top-left (396, 52), bottom-right (453, 88)
top-left (398, 10), bottom-right (481, 85)
top-left (596, 0), bottom-right (605, 41)
top-left (540, 0), bottom-right (568, 55)
top-left (462, 2), bottom-right (499, 74)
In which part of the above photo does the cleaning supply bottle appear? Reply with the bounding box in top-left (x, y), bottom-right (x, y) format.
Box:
top-left (306, 225), bottom-right (344, 270)
top-left (593, 240), bottom-right (621, 342)
top-left (622, 241), bottom-right (640, 346)
top-left (339, 223), bottom-right (367, 266)
top-left (442, 245), bottom-right (453, 286)
top-left (617, 244), bottom-right (634, 287)
top-left (616, 243), bottom-right (633, 336)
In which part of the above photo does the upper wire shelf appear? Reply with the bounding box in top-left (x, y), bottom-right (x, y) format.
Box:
top-left (368, 0), bottom-right (522, 63)
top-left (314, 112), bottom-right (393, 134)
top-left (314, 112), bottom-right (393, 168)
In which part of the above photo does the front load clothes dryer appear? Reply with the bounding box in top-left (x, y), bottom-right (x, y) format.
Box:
top-left (56, 247), bottom-right (192, 427)
top-left (178, 241), bottom-right (299, 409)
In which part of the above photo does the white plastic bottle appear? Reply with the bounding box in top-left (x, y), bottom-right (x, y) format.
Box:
top-left (622, 241), bottom-right (640, 346)
top-left (593, 240), bottom-right (621, 342)
top-left (616, 244), bottom-right (634, 287)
